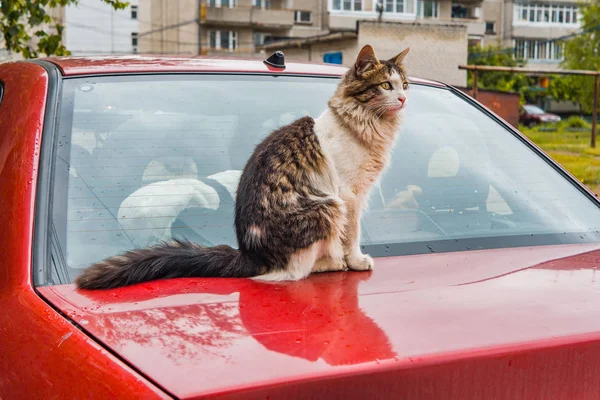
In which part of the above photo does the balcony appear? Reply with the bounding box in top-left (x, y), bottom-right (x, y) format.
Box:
top-left (450, 18), bottom-right (485, 36)
top-left (202, 5), bottom-right (294, 29)
top-left (252, 8), bottom-right (294, 28)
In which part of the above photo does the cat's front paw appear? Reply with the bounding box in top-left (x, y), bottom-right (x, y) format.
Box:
top-left (345, 253), bottom-right (374, 271)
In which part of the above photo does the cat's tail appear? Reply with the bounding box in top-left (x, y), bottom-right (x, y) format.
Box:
top-left (74, 239), bottom-right (263, 290)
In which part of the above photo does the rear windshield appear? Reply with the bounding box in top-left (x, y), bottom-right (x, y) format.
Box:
top-left (49, 74), bottom-right (600, 283)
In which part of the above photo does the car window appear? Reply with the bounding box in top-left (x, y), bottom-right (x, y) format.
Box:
top-left (48, 75), bottom-right (600, 284)
top-left (524, 105), bottom-right (545, 114)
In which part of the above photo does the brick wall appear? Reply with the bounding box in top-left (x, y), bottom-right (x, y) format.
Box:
top-left (458, 88), bottom-right (520, 128)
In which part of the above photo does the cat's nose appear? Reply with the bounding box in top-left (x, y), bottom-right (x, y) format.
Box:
top-left (398, 96), bottom-right (406, 105)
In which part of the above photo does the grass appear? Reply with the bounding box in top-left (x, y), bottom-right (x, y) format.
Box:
top-left (520, 122), bottom-right (600, 191)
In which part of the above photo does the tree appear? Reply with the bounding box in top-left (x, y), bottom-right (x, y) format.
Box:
top-left (549, 0), bottom-right (600, 113)
top-left (1, 0), bottom-right (128, 59)
top-left (467, 45), bottom-right (535, 102)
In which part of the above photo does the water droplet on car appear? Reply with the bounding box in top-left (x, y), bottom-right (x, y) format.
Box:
top-left (375, 359), bottom-right (381, 364)
top-left (431, 206), bottom-right (435, 210)
top-left (458, 211), bottom-right (463, 215)
top-left (295, 338), bottom-right (302, 343)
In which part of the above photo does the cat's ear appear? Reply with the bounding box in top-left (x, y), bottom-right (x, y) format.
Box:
top-left (354, 44), bottom-right (380, 76)
top-left (389, 47), bottom-right (410, 66)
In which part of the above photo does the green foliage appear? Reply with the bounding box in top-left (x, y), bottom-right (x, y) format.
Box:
top-left (565, 115), bottom-right (590, 128)
top-left (521, 125), bottom-right (600, 186)
top-left (467, 45), bottom-right (535, 103)
top-left (550, 0), bottom-right (600, 113)
top-left (1, 0), bottom-right (128, 58)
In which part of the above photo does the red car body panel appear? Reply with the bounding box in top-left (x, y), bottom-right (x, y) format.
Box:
top-left (4, 56), bottom-right (600, 399)
top-left (39, 243), bottom-right (600, 399)
top-left (0, 61), bottom-right (169, 399)
top-left (45, 55), bottom-right (444, 87)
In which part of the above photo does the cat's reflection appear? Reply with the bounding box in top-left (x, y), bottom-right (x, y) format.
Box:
top-left (81, 271), bottom-right (395, 366)
top-left (240, 271), bottom-right (396, 365)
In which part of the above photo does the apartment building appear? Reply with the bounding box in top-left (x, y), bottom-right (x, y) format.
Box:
top-left (136, 0), bottom-right (488, 56)
top-left (0, 0), bottom-right (140, 61)
top-left (263, 20), bottom-right (470, 85)
top-left (327, 0), bottom-right (486, 46)
top-left (62, 0), bottom-right (140, 55)
top-left (483, 0), bottom-right (581, 69)
top-left (137, 0), bottom-right (326, 55)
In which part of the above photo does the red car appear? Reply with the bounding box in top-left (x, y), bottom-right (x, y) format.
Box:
top-left (3, 55), bottom-right (600, 399)
top-left (520, 104), bottom-right (562, 127)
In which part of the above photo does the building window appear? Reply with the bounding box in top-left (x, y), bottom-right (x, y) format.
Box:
top-left (332, 0), bottom-right (363, 11)
top-left (514, 39), bottom-right (564, 61)
top-left (209, 30), bottom-right (238, 51)
top-left (384, 0), bottom-right (405, 13)
top-left (208, 0), bottom-right (237, 8)
top-left (131, 32), bottom-right (138, 47)
top-left (210, 31), bottom-right (217, 49)
top-left (294, 10), bottom-right (312, 23)
top-left (514, 3), bottom-right (579, 25)
top-left (254, 32), bottom-right (265, 46)
top-left (452, 4), bottom-right (480, 19)
top-left (131, 5), bottom-right (138, 19)
top-left (485, 21), bottom-right (496, 34)
top-left (253, 0), bottom-right (271, 8)
top-left (417, 0), bottom-right (438, 18)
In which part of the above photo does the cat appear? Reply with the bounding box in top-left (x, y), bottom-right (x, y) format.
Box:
top-left (75, 44), bottom-right (410, 289)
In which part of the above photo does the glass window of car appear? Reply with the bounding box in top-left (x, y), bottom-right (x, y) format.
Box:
top-left (524, 105), bottom-right (546, 114)
top-left (46, 74), bottom-right (600, 284)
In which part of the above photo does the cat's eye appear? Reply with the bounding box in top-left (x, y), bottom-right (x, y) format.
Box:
top-left (380, 82), bottom-right (392, 90)
top-left (403, 82), bottom-right (409, 90)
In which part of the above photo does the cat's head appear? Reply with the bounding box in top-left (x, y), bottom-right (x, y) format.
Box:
top-left (335, 45), bottom-right (410, 119)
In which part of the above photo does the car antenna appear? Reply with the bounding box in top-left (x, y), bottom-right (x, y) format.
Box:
top-left (264, 51), bottom-right (286, 69)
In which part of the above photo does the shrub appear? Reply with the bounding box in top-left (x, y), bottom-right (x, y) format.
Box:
top-left (565, 116), bottom-right (590, 129)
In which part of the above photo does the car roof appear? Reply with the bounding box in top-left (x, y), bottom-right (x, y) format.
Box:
top-left (42, 55), bottom-right (446, 86)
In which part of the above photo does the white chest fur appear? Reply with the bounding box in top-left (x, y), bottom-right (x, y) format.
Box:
top-left (313, 110), bottom-right (392, 200)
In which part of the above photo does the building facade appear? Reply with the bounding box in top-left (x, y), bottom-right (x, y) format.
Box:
top-left (0, 0), bottom-right (580, 79)
top-left (483, 0), bottom-right (581, 69)
top-left (63, 0), bottom-right (140, 55)
top-left (137, 0), bottom-right (324, 56)
top-left (261, 20), bottom-right (469, 85)
top-left (136, 0), bottom-right (486, 57)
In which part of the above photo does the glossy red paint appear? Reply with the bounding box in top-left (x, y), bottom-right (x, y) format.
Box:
top-left (0, 62), bottom-right (169, 398)
top-left (6, 56), bottom-right (600, 399)
top-left (39, 243), bottom-right (600, 399)
top-left (44, 55), bottom-right (443, 86)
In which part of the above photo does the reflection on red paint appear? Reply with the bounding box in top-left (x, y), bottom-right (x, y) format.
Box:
top-left (73, 271), bottom-right (395, 366)
top-left (240, 272), bottom-right (395, 365)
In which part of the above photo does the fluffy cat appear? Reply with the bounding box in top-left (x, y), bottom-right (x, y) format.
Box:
top-left (75, 44), bottom-right (410, 289)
